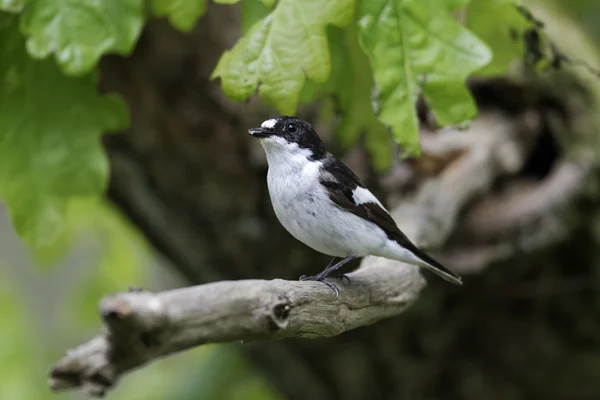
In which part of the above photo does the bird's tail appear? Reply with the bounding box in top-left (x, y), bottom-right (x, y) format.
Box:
top-left (418, 256), bottom-right (462, 286)
top-left (402, 240), bottom-right (462, 285)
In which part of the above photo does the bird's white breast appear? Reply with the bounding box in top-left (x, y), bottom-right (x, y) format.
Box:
top-left (262, 138), bottom-right (388, 257)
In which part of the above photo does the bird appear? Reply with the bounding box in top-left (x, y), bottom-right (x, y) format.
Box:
top-left (248, 116), bottom-right (462, 295)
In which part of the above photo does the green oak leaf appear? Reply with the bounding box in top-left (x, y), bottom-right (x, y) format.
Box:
top-left (0, 14), bottom-right (128, 250)
top-left (259, 0), bottom-right (276, 7)
top-left (214, 0), bottom-right (276, 9)
top-left (358, 0), bottom-right (491, 155)
top-left (421, 79), bottom-right (477, 127)
top-left (241, 0), bottom-right (271, 35)
top-left (19, 0), bottom-right (144, 75)
top-left (212, 0), bottom-right (354, 115)
top-left (466, 0), bottom-right (529, 76)
top-left (152, 0), bottom-right (207, 32)
top-left (328, 27), bottom-right (393, 171)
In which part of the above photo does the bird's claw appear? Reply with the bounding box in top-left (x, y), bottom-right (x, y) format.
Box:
top-left (298, 273), bottom-right (350, 297)
top-left (319, 279), bottom-right (340, 297)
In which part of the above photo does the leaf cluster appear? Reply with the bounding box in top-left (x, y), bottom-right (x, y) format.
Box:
top-left (0, 0), bottom-right (535, 248)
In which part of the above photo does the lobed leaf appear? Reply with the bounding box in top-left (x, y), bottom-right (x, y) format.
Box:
top-left (357, 0), bottom-right (491, 155)
top-left (152, 0), bottom-right (207, 31)
top-left (212, 0), bottom-right (354, 115)
top-left (466, 0), bottom-right (530, 76)
top-left (19, 0), bottom-right (144, 75)
top-left (328, 27), bottom-right (393, 171)
top-left (241, 0), bottom-right (271, 35)
top-left (0, 14), bottom-right (128, 250)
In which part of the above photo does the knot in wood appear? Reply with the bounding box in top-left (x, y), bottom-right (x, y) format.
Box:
top-left (267, 299), bottom-right (291, 331)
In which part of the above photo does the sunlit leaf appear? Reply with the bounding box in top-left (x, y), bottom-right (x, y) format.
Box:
top-left (241, 0), bottom-right (270, 35)
top-left (328, 27), bottom-right (393, 171)
top-left (19, 0), bottom-right (144, 75)
top-left (357, 0), bottom-right (491, 155)
top-left (211, 0), bottom-right (353, 114)
top-left (466, 0), bottom-right (529, 76)
top-left (152, 0), bottom-right (207, 32)
top-left (0, 14), bottom-right (128, 250)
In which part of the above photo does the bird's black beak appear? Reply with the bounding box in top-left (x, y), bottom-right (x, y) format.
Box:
top-left (248, 127), bottom-right (273, 138)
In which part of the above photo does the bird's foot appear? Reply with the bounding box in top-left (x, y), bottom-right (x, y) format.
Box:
top-left (298, 256), bottom-right (356, 297)
top-left (299, 275), bottom-right (340, 297)
top-left (299, 273), bottom-right (350, 297)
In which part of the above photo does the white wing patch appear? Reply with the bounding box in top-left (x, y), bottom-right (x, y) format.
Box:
top-left (261, 118), bottom-right (277, 129)
top-left (352, 187), bottom-right (384, 208)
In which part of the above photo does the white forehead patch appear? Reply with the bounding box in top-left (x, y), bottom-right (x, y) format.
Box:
top-left (261, 118), bottom-right (277, 129)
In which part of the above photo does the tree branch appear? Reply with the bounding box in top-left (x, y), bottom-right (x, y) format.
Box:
top-left (48, 262), bottom-right (425, 397)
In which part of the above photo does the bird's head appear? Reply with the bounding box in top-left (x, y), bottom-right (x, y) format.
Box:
top-left (248, 116), bottom-right (326, 161)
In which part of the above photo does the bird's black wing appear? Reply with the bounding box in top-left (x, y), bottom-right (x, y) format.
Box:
top-left (319, 156), bottom-right (462, 285)
top-left (319, 156), bottom-right (404, 237)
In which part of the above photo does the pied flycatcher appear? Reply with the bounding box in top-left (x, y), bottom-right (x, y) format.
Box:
top-left (249, 116), bottom-right (462, 295)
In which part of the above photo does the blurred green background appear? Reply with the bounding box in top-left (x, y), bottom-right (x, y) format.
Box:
top-left (0, 200), bottom-right (281, 400)
top-left (1, 0), bottom-right (599, 399)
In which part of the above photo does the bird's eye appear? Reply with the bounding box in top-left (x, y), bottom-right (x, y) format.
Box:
top-left (286, 123), bottom-right (298, 134)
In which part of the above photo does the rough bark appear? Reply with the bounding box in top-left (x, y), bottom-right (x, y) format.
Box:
top-left (48, 264), bottom-right (423, 397)
top-left (78, 2), bottom-right (600, 399)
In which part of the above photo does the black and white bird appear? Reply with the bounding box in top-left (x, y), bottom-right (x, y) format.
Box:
top-left (249, 116), bottom-right (462, 295)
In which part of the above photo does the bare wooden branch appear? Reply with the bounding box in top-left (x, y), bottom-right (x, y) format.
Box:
top-left (49, 262), bottom-right (425, 397)
top-left (440, 154), bottom-right (596, 273)
top-left (460, 157), bottom-right (594, 239)
top-left (386, 111), bottom-right (535, 250)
